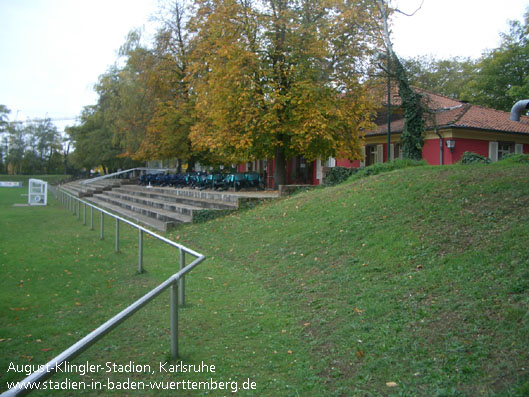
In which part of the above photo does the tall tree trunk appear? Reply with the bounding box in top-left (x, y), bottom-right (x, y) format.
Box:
top-left (274, 146), bottom-right (287, 188)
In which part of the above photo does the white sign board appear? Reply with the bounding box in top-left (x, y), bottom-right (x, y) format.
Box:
top-left (0, 181), bottom-right (23, 187)
top-left (28, 179), bottom-right (47, 206)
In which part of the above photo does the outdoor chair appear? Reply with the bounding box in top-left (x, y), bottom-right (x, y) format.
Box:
top-left (205, 173), bottom-right (226, 190)
top-left (227, 173), bottom-right (247, 191)
top-left (245, 172), bottom-right (264, 190)
top-left (169, 173), bottom-right (186, 188)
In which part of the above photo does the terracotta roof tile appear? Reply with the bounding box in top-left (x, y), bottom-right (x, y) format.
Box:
top-left (372, 88), bottom-right (529, 136)
top-left (382, 84), bottom-right (462, 110)
top-left (454, 104), bottom-right (529, 133)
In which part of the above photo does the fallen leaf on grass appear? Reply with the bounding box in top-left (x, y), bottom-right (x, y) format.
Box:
top-left (386, 382), bottom-right (398, 387)
top-left (41, 348), bottom-right (53, 352)
top-left (287, 350), bottom-right (293, 354)
top-left (354, 308), bottom-right (364, 314)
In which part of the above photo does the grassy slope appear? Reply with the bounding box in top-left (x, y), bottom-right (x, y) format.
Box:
top-left (1, 165), bottom-right (528, 396)
top-left (180, 162), bottom-right (529, 396)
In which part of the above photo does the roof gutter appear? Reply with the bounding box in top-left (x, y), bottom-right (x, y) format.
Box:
top-left (368, 124), bottom-right (529, 137)
top-left (433, 129), bottom-right (444, 166)
top-left (510, 99), bottom-right (529, 121)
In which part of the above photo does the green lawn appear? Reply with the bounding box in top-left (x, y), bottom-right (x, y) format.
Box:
top-left (1, 164), bottom-right (528, 396)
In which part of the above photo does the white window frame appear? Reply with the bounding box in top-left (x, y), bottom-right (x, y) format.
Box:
top-left (498, 141), bottom-right (514, 160)
top-left (376, 144), bottom-right (383, 163)
top-left (360, 146), bottom-right (366, 167)
top-left (488, 142), bottom-right (498, 162)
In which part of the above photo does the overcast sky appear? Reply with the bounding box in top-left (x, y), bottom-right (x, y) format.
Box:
top-left (0, 0), bottom-right (528, 133)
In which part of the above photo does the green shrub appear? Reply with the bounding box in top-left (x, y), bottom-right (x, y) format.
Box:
top-left (323, 167), bottom-right (357, 186)
top-left (353, 158), bottom-right (427, 180)
top-left (499, 153), bottom-right (529, 163)
top-left (323, 159), bottom-right (427, 186)
top-left (460, 151), bottom-right (491, 165)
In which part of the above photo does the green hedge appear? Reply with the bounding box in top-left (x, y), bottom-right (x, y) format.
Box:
top-left (499, 153), bottom-right (529, 163)
top-left (460, 151), bottom-right (492, 165)
top-left (323, 167), bottom-right (358, 186)
top-left (323, 159), bottom-right (427, 187)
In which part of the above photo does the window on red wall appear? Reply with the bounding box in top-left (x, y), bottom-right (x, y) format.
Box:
top-left (393, 142), bottom-right (402, 160)
top-left (365, 145), bottom-right (377, 166)
top-left (498, 142), bottom-right (514, 160)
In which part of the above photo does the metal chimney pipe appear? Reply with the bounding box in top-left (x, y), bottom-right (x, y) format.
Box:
top-left (510, 99), bottom-right (529, 121)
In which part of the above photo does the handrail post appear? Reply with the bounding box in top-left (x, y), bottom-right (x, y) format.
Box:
top-left (179, 249), bottom-right (185, 306)
top-left (138, 229), bottom-right (143, 273)
top-left (90, 207), bottom-right (94, 230)
top-left (170, 281), bottom-right (179, 359)
top-left (78, 200), bottom-right (81, 220)
top-left (115, 219), bottom-right (120, 253)
top-left (83, 203), bottom-right (87, 225)
top-left (100, 212), bottom-right (104, 240)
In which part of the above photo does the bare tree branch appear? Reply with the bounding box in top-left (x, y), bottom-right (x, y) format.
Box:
top-left (395, 0), bottom-right (424, 17)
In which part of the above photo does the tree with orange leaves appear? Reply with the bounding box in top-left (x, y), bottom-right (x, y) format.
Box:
top-left (188, 0), bottom-right (383, 186)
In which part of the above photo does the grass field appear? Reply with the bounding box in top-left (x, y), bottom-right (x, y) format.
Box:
top-left (1, 165), bottom-right (528, 396)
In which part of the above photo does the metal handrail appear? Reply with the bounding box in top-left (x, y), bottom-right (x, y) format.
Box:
top-left (49, 186), bottom-right (199, 275)
top-left (3, 187), bottom-right (206, 396)
top-left (80, 167), bottom-right (177, 185)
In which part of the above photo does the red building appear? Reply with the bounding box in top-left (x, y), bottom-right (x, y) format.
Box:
top-left (358, 89), bottom-right (529, 168)
top-left (251, 90), bottom-right (529, 187)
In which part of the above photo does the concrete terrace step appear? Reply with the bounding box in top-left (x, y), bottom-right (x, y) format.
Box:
top-left (60, 183), bottom-right (86, 196)
top-left (85, 196), bottom-right (177, 232)
top-left (102, 190), bottom-right (205, 218)
top-left (83, 178), bottom-right (133, 190)
top-left (113, 186), bottom-right (239, 210)
top-left (61, 182), bottom-right (101, 197)
top-left (86, 193), bottom-right (192, 224)
top-left (61, 179), bottom-right (134, 197)
top-left (122, 185), bottom-right (241, 206)
top-left (58, 179), bottom-right (278, 232)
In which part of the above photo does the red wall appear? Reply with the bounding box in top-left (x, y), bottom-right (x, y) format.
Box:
top-left (415, 138), bottom-right (491, 165)
top-left (336, 159), bottom-right (356, 168)
top-left (240, 138), bottom-right (529, 188)
top-left (443, 138), bottom-right (489, 164)
top-left (312, 162), bottom-right (319, 186)
top-left (422, 139), bottom-right (441, 165)
top-left (267, 158), bottom-right (275, 188)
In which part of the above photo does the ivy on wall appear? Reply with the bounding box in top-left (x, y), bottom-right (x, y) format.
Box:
top-left (392, 54), bottom-right (426, 161)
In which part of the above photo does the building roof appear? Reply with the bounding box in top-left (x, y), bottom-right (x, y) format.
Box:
top-left (372, 88), bottom-right (529, 136)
